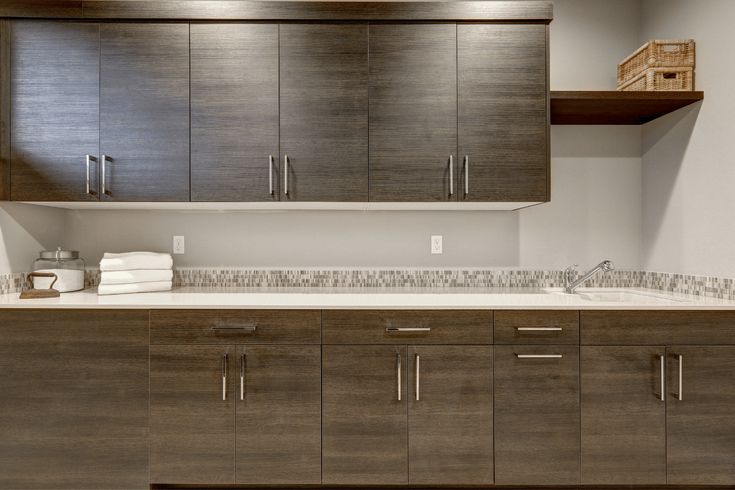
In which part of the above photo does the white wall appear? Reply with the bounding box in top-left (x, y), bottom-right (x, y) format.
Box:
top-left (0, 0), bottom-right (647, 273)
top-left (0, 203), bottom-right (66, 274)
top-left (640, 0), bottom-right (735, 278)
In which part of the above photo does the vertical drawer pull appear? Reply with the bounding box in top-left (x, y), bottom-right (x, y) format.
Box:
top-left (222, 353), bottom-right (228, 401)
top-left (386, 327), bottom-right (431, 333)
top-left (659, 354), bottom-right (665, 402)
top-left (415, 354), bottom-right (420, 401)
top-left (677, 354), bottom-right (683, 401)
top-left (515, 354), bottom-right (563, 359)
top-left (515, 327), bottom-right (563, 332)
top-left (396, 353), bottom-right (402, 402)
top-left (240, 352), bottom-right (246, 401)
top-left (101, 155), bottom-right (111, 195)
top-left (85, 155), bottom-right (97, 195)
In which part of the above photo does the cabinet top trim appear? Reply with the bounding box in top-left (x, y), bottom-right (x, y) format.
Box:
top-left (2, 1), bottom-right (553, 22)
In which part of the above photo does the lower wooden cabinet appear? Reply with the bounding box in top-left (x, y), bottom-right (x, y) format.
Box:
top-left (322, 344), bottom-right (493, 485)
top-left (494, 345), bottom-right (580, 485)
top-left (581, 346), bottom-right (667, 484)
top-left (666, 346), bottom-right (735, 485)
top-left (0, 310), bottom-right (149, 490)
top-left (150, 343), bottom-right (321, 485)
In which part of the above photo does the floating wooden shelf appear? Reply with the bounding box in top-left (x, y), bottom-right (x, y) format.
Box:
top-left (550, 90), bottom-right (704, 125)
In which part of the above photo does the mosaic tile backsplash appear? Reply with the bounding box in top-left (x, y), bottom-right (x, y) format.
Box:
top-left (3, 268), bottom-right (733, 300)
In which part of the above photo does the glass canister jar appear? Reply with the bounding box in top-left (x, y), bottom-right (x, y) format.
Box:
top-left (31, 248), bottom-right (86, 293)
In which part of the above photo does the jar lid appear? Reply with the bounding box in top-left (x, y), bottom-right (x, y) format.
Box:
top-left (39, 247), bottom-right (79, 260)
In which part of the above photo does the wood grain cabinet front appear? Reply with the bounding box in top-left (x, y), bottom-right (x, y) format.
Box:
top-left (0, 310), bottom-right (149, 490)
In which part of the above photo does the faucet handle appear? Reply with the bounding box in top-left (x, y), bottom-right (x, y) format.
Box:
top-left (564, 265), bottom-right (578, 288)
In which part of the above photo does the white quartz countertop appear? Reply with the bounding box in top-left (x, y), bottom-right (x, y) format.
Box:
top-left (1, 287), bottom-right (734, 310)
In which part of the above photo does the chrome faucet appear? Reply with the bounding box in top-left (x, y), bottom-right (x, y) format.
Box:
top-left (564, 260), bottom-right (615, 294)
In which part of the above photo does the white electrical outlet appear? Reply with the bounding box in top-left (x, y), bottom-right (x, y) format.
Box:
top-left (173, 236), bottom-right (185, 255)
top-left (431, 235), bottom-right (443, 255)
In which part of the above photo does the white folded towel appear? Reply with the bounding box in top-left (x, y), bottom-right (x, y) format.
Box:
top-left (99, 252), bottom-right (173, 272)
top-left (99, 269), bottom-right (173, 285)
top-left (97, 281), bottom-right (172, 296)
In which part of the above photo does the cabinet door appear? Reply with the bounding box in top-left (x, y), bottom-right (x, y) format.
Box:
top-left (667, 346), bottom-right (735, 485)
top-left (100, 23), bottom-right (189, 201)
top-left (408, 346), bottom-right (493, 485)
top-left (369, 24), bottom-right (457, 201)
top-left (458, 24), bottom-right (548, 202)
top-left (280, 24), bottom-right (368, 201)
top-left (10, 21), bottom-right (100, 201)
top-left (150, 345), bottom-right (234, 485)
top-left (322, 345), bottom-right (407, 484)
top-left (191, 23), bottom-right (279, 202)
top-left (580, 346), bottom-right (666, 484)
top-left (235, 345), bottom-right (321, 484)
top-left (0, 310), bottom-right (149, 490)
top-left (494, 345), bottom-right (580, 485)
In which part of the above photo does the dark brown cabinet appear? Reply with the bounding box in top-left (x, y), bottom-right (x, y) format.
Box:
top-left (279, 24), bottom-right (368, 201)
top-left (99, 23), bottom-right (190, 201)
top-left (190, 23), bottom-right (279, 202)
top-left (457, 24), bottom-right (548, 202)
top-left (580, 346), bottom-right (667, 484)
top-left (368, 24), bottom-right (458, 201)
top-left (666, 346), bottom-right (735, 485)
top-left (0, 310), bottom-right (149, 490)
top-left (494, 345), bottom-right (580, 485)
top-left (10, 21), bottom-right (100, 201)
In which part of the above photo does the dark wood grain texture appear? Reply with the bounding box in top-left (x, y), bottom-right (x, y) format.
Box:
top-left (369, 24), bottom-right (457, 201)
top-left (494, 309), bottom-right (579, 344)
top-left (79, 1), bottom-right (553, 21)
top-left (581, 310), bottom-right (735, 345)
top-left (458, 24), bottom-right (548, 202)
top-left (150, 344), bottom-right (235, 485)
top-left (0, 1), bottom-right (81, 18)
top-left (408, 345), bottom-right (493, 485)
top-left (494, 344), bottom-right (580, 485)
top-left (99, 23), bottom-right (189, 201)
top-left (0, 310), bottom-right (149, 490)
top-left (10, 21), bottom-right (100, 201)
top-left (0, 20), bottom-right (9, 200)
top-left (279, 23), bottom-right (368, 201)
top-left (322, 345), bottom-right (408, 485)
top-left (235, 345), bottom-right (321, 484)
top-left (551, 90), bottom-right (704, 125)
top-left (322, 309), bottom-right (493, 344)
top-left (150, 309), bottom-right (321, 344)
top-left (580, 346), bottom-right (666, 484)
top-left (666, 346), bottom-right (735, 485)
top-left (191, 23), bottom-right (279, 202)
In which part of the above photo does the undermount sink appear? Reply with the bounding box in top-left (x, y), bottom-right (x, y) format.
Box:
top-left (545, 288), bottom-right (689, 304)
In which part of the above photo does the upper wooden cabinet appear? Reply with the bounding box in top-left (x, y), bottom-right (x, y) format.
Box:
top-left (10, 22), bottom-right (100, 201)
top-left (458, 24), bottom-right (548, 202)
top-left (279, 23), bottom-right (369, 201)
top-left (99, 23), bottom-right (190, 201)
top-left (190, 23), bottom-right (279, 202)
top-left (368, 24), bottom-right (458, 201)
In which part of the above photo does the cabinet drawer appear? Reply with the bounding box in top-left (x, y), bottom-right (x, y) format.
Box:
top-left (494, 310), bottom-right (579, 344)
top-left (150, 310), bottom-right (321, 344)
top-left (581, 311), bottom-right (735, 345)
top-left (322, 310), bottom-right (493, 344)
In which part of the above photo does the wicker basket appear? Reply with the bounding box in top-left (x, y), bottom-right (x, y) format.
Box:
top-left (617, 39), bottom-right (695, 87)
top-left (618, 67), bottom-right (694, 91)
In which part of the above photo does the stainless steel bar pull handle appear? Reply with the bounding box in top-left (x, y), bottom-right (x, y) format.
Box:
top-left (211, 325), bottom-right (257, 333)
top-left (464, 155), bottom-right (469, 196)
top-left (268, 155), bottom-right (274, 196)
top-left (677, 354), bottom-right (683, 401)
top-left (659, 354), bottom-right (665, 402)
top-left (515, 354), bottom-right (563, 359)
top-left (449, 154), bottom-right (454, 196)
top-left (85, 155), bottom-right (97, 195)
top-left (397, 353), bottom-right (402, 402)
top-left (100, 155), bottom-right (111, 196)
top-left (222, 353), bottom-right (228, 401)
top-left (240, 353), bottom-right (246, 401)
top-left (284, 155), bottom-right (289, 196)
top-left (385, 327), bottom-right (431, 333)
top-left (415, 354), bottom-right (420, 401)
top-left (515, 327), bottom-right (563, 332)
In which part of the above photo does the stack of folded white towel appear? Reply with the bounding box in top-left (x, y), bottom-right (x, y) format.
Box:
top-left (98, 252), bottom-right (173, 296)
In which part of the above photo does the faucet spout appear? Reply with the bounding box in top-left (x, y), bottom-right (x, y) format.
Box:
top-left (564, 260), bottom-right (615, 294)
